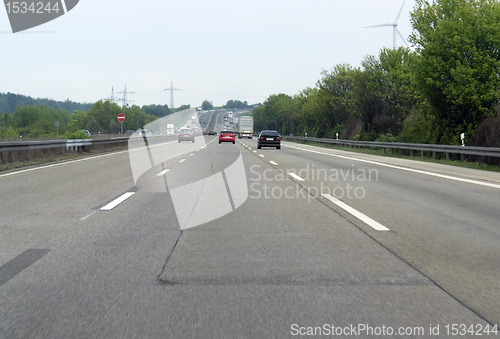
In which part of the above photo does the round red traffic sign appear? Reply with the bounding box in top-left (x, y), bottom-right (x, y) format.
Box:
top-left (117, 113), bottom-right (125, 122)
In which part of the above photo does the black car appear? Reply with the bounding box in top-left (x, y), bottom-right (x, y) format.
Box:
top-left (257, 130), bottom-right (281, 149)
top-left (208, 130), bottom-right (217, 136)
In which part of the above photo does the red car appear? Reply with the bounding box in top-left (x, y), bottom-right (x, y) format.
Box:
top-left (178, 128), bottom-right (195, 143)
top-left (219, 130), bottom-right (235, 144)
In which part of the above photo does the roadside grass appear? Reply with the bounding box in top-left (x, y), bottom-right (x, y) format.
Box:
top-left (286, 139), bottom-right (500, 173)
top-left (0, 145), bottom-right (128, 172)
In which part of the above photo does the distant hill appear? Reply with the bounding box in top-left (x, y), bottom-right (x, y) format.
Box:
top-left (0, 92), bottom-right (93, 114)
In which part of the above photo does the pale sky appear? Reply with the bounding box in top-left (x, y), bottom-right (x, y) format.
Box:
top-left (0, 0), bottom-right (416, 108)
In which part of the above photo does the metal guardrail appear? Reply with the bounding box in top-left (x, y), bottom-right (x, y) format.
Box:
top-left (282, 136), bottom-right (500, 163)
top-left (0, 137), bottom-right (129, 153)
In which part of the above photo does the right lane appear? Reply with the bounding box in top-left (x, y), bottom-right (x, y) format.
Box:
top-left (239, 137), bottom-right (500, 325)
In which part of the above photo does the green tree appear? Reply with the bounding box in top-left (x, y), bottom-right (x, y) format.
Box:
top-left (225, 100), bottom-right (248, 109)
top-left (252, 94), bottom-right (294, 134)
top-left (175, 104), bottom-right (191, 112)
top-left (68, 110), bottom-right (93, 132)
top-left (295, 88), bottom-right (332, 137)
top-left (1, 112), bottom-right (12, 128)
top-left (141, 104), bottom-right (170, 117)
top-left (201, 100), bottom-right (213, 110)
top-left (378, 47), bottom-right (423, 136)
top-left (319, 64), bottom-right (359, 128)
top-left (410, 0), bottom-right (500, 143)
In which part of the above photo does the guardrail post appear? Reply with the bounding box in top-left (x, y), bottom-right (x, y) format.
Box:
top-left (461, 154), bottom-right (464, 162)
top-left (421, 150), bottom-right (424, 158)
top-left (446, 153), bottom-right (450, 161)
top-left (478, 156), bottom-right (482, 166)
top-left (391, 148), bottom-right (394, 154)
top-left (410, 149), bottom-right (413, 157)
top-left (433, 151), bottom-right (436, 160)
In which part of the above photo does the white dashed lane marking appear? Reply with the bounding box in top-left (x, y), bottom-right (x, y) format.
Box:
top-left (156, 169), bottom-right (170, 176)
top-left (100, 192), bottom-right (135, 211)
top-left (270, 161), bottom-right (278, 165)
top-left (288, 173), bottom-right (306, 181)
top-left (322, 194), bottom-right (390, 231)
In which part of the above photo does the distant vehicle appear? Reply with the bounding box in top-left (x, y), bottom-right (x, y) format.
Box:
top-left (208, 130), bottom-right (217, 136)
top-left (80, 130), bottom-right (91, 136)
top-left (197, 107), bottom-right (202, 113)
top-left (125, 130), bottom-right (135, 136)
top-left (191, 115), bottom-right (196, 120)
top-left (140, 129), bottom-right (152, 136)
top-left (166, 124), bottom-right (175, 135)
top-left (257, 130), bottom-right (281, 149)
top-left (219, 130), bottom-right (235, 144)
top-left (238, 116), bottom-right (253, 139)
top-left (178, 128), bottom-right (195, 143)
top-left (228, 111), bottom-right (233, 118)
top-left (155, 131), bottom-right (162, 136)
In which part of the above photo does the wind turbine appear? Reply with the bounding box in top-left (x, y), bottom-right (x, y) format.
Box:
top-left (364, 0), bottom-right (409, 48)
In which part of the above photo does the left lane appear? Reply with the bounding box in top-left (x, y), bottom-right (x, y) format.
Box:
top-left (0, 150), bottom-right (137, 260)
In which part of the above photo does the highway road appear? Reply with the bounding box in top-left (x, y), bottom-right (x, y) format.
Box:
top-left (0, 117), bottom-right (499, 338)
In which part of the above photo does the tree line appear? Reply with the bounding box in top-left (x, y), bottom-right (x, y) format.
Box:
top-left (0, 100), bottom-right (159, 139)
top-left (253, 0), bottom-right (500, 148)
top-left (0, 92), bottom-right (93, 114)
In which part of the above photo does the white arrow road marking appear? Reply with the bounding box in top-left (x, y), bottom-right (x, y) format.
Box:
top-left (100, 192), bottom-right (135, 211)
top-left (322, 194), bottom-right (390, 231)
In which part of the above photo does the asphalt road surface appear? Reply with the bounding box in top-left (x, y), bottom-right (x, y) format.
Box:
top-left (0, 132), bottom-right (499, 338)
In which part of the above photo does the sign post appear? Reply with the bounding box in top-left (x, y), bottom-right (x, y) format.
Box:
top-left (55, 121), bottom-right (60, 135)
top-left (117, 113), bottom-right (125, 134)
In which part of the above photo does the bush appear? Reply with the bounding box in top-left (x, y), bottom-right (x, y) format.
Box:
top-left (375, 133), bottom-right (396, 142)
top-left (1, 126), bottom-right (19, 139)
top-left (468, 115), bottom-right (500, 165)
top-left (398, 110), bottom-right (437, 144)
top-left (62, 130), bottom-right (89, 140)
